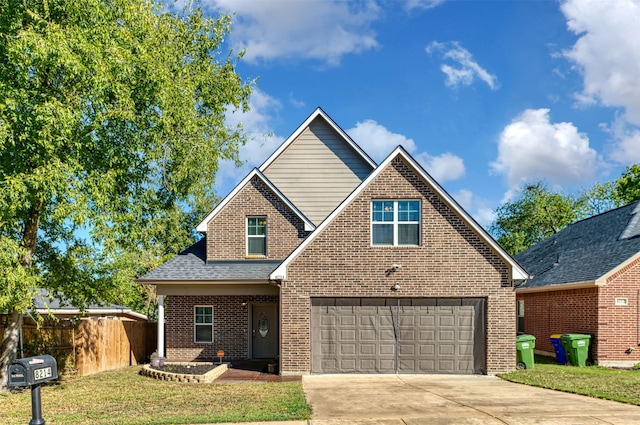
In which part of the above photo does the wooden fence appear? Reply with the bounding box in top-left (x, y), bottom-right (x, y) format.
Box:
top-left (1, 318), bottom-right (157, 376)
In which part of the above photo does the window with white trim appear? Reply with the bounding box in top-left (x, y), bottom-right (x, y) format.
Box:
top-left (194, 306), bottom-right (213, 343)
top-left (371, 200), bottom-right (420, 246)
top-left (247, 216), bottom-right (267, 256)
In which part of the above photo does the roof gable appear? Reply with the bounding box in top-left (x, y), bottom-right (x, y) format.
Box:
top-left (515, 200), bottom-right (640, 290)
top-left (260, 108), bottom-right (376, 224)
top-left (259, 107), bottom-right (376, 172)
top-left (195, 168), bottom-right (315, 232)
top-left (270, 146), bottom-right (528, 281)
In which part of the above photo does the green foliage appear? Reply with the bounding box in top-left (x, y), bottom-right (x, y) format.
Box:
top-left (491, 164), bottom-right (640, 256)
top-left (499, 361), bottom-right (640, 405)
top-left (0, 0), bottom-right (252, 383)
top-left (578, 181), bottom-right (622, 216)
top-left (614, 164), bottom-right (640, 205)
top-left (490, 182), bottom-right (582, 255)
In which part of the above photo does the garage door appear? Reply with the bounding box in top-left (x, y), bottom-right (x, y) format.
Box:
top-left (311, 298), bottom-right (485, 374)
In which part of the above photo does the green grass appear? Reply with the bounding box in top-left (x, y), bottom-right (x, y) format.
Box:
top-left (0, 367), bottom-right (311, 425)
top-left (499, 356), bottom-right (640, 405)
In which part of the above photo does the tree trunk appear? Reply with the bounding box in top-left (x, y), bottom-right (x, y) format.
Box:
top-left (0, 310), bottom-right (24, 391)
top-left (0, 200), bottom-right (42, 391)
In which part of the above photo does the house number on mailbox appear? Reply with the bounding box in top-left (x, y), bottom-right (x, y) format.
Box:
top-left (258, 312), bottom-right (269, 337)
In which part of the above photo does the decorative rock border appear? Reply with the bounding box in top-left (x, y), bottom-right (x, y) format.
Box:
top-left (141, 362), bottom-right (228, 383)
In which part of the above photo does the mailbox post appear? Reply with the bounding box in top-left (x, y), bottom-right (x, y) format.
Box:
top-left (8, 355), bottom-right (58, 425)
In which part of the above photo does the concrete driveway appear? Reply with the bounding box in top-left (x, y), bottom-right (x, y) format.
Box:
top-left (303, 374), bottom-right (640, 424)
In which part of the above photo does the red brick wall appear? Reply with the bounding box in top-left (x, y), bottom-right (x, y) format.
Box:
top-left (165, 294), bottom-right (278, 361)
top-left (599, 255), bottom-right (640, 365)
top-left (206, 175), bottom-right (308, 261)
top-left (516, 288), bottom-right (599, 357)
top-left (280, 157), bottom-right (515, 374)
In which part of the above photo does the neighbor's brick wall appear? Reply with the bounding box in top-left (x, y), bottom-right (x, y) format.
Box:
top-left (599, 255), bottom-right (640, 364)
top-left (165, 295), bottom-right (278, 361)
top-left (206, 175), bottom-right (308, 261)
top-left (516, 288), bottom-right (599, 357)
top-left (280, 157), bottom-right (515, 375)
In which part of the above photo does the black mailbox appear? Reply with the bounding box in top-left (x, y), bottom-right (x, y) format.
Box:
top-left (8, 355), bottom-right (58, 388)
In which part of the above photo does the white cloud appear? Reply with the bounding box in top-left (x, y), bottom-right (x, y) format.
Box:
top-left (205, 0), bottom-right (380, 65)
top-left (603, 117), bottom-right (640, 164)
top-left (426, 41), bottom-right (498, 90)
top-left (562, 0), bottom-right (640, 124)
top-left (405, 0), bottom-right (446, 11)
top-left (452, 189), bottom-right (495, 228)
top-left (490, 108), bottom-right (598, 191)
top-left (347, 119), bottom-right (417, 161)
top-left (347, 119), bottom-right (465, 183)
top-left (217, 89), bottom-right (283, 190)
top-left (414, 152), bottom-right (465, 182)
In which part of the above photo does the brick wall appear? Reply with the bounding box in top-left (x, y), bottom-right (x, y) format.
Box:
top-left (280, 157), bottom-right (515, 374)
top-left (516, 288), bottom-right (599, 358)
top-left (599, 255), bottom-right (640, 365)
top-left (206, 175), bottom-right (308, 261)
top-left (165, 294), bottom-right (278, 361)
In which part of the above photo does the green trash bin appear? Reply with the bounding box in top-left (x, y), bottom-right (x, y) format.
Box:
top-left (516, 334), bottom-right (536, 369)
top-left (560, 334), bottom-right (591, 366)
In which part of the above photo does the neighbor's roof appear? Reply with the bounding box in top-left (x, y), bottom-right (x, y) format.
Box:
top-left (34, 290), bottom-right (148, 321)
top-left (515, 201), bottom-right (640, 292)
top-left (136, 238), bottom-right (282, 283)
top-left (270, 146), bottom-right (529, 281)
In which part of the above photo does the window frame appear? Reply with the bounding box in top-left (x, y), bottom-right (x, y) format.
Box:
top-left (371, 200), bottom-right (421, 247)
top-left (516, 300), bottom-right (525, 334)
top-left (246, 216), bottom-right (267, 257)
top-left (194, 305), bottom-right (214, 344)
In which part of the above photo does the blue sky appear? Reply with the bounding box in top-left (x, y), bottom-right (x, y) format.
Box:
top-left (197, 0), bottom-right (640, 227)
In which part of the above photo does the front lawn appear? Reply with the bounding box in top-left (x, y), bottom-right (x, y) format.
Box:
top-left (499, 357), bottom-right (640, 405)
top-left (0, 367), bottom-right (311, 425)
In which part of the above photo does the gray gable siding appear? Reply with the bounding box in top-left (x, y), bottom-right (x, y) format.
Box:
top-left (515, 201), bottom-right (640, 288)
top-left (262, 117), bottom-right (374, 224)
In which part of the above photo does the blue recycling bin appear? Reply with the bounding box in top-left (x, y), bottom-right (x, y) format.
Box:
top-left (550, 334), bottom-right (567, 365)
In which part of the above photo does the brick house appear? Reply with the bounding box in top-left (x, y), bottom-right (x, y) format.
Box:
top-left (137, 108), bottom-right (528, 375)
top-left (515, 201), bottom-right (640, 367)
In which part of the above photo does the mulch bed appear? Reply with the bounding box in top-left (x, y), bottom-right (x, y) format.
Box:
top-left (150, 364), bottom-right (216, 375)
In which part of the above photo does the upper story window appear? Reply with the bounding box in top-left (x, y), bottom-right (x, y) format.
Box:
top-left (371, 200), bottom-right (420, 246)
top-left (247, 216), bottom-right (267, 256)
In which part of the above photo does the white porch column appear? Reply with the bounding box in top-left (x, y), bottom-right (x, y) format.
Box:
top-left (157, 295), bottom-right (165, 358)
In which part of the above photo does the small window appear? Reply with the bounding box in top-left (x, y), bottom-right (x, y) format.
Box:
top-left (517, 300), bottom-right (525, 334)
top-left (194, 306), bottom-right (213, 343)
top-left (247, 216), bottom-right (267, 256)
top-left (372, 200), bottom-right (420, 246)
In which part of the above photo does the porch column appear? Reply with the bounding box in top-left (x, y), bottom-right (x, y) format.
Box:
top-left (157, 295), bottom-right (165, 358)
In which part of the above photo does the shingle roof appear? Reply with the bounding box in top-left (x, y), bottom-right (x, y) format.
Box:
top-left (515, 201), bottom-right (640, 289)
top-left (136, 238), bottom-right (282, 282)
top-left (33, 290), bottom-right (147, 320)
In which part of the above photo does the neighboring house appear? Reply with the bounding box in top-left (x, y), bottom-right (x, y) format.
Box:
top-left (32, 290), bottom-right (149, 321)
top-left (137, 108), bottom-right (528, 375)
top-left (515, 201), bottom-right (640, 367)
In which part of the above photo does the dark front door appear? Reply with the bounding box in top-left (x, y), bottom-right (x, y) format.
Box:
top-left (252, 304), bottom-right (278, 358)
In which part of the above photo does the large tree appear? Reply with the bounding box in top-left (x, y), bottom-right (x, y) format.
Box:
top-left (614, 164), bottom-right (640, 205)
top-left (489, 182), bottom-right (582, 256)
top-left (0, 0), bottom-right (252, 389)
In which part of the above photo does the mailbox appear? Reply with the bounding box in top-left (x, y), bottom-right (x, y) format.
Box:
top-left (8, 355), bottom-right (58, 388)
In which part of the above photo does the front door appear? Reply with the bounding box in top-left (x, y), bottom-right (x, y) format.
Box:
top-left (252, 304), bottom-right (278, 358)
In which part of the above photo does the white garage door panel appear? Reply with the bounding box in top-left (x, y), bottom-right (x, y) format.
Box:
top-left (312, 298), bottom-right (485, 374)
